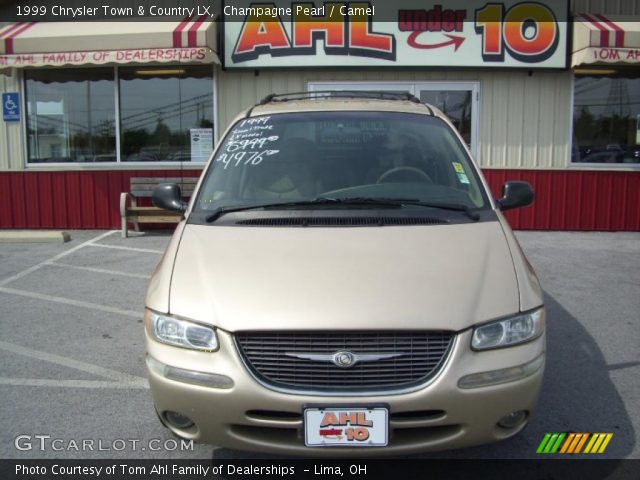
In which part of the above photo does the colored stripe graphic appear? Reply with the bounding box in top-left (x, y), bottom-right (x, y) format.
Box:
top-left (538, 433), bottom-right (613, 454)
top-left (0, 22), bottom-right (22, 39)
top-left (2, 22), bottom-right (36, 54)
top-left (550, 433), bottom-right (566, 453)
top-left (173, 15), bottom-right (193, 48)
top-left (538, 433), bottom-right (568, 454)
top-left (544, 433), bottom-right (559, 453)
top-left (585, 433), bottom-right (614, 454)
top-left (566, 433), bottom-right (583, 453)
top-left (598, 433), bottom-right (614, 453)
top-left (574, 433), bottom-right (589, 453)
top-left (188, 14), bottom-right (209, 47)
top-left (536, 433), bottom-right (552, 453)
top-left (595, 14), bottom-right (625, 48)
top-left (559, 433), bottom-right (574, 453)
top-left (584, 434), bottom-right (599, 453)
top-left (580, 13), bottom-right (611, 47)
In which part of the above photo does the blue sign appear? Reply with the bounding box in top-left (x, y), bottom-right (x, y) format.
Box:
top-left (3, 93), bottom-right (20, 122)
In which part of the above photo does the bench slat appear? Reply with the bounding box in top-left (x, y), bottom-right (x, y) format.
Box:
top-left (127, 206), bottom-right (180, 212)
top-left (131, 185), bottom-right (196, 192)
top-left (131, 189), bottom-right (194, 197)
top-left (130, 216), bottom-right (182, 223)
top-left (129, 212), bottom-right (182, 218)
top-left (131, 184), bottom-right (195, 190)
top-left (131, 177), bottom-right (198, 185)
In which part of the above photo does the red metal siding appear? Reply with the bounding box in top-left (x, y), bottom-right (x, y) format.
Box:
top-left (481, 169), bottom-right (640, 231)
top-left (0, 174), bottom-right (12, 226)
top-left (0, 169), bottom-right (638, 231)
top-left (0, 170), bottom-right (202, 229)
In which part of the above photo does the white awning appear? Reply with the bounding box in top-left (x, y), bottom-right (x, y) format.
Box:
top-left (0, 18), bottom-right (219, 69)
top-left (573, 14), bottom-right (640, 67)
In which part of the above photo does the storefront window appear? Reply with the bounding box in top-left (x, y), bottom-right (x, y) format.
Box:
top-left (572, 71), bottom-right (640, 164)
top-left (119, 66), bottom-right (214, 163)
top-left (24, 65), bottom-right (214, 165)
top-left (25, 68), bottom-right (116, 163)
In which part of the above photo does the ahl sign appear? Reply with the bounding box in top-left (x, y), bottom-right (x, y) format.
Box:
top-left (223, 0), bottom-right (568, 68)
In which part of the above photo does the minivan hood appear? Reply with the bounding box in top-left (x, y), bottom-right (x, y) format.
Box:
top-left (169, 221), bottom-right (519, 332)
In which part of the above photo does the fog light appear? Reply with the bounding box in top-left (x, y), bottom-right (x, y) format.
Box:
top-left (497, 410), bottom-right (528, 429)
top-left (164, 411), bottom-right (194, 429)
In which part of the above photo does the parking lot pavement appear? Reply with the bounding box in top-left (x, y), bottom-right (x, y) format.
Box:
top-left (0, 230), bottom-right (638, 459)
top-left (0, 230), bottom-right (209, 459)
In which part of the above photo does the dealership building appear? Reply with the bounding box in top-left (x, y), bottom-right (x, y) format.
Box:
top-left (0, 0), bottom-right (639, 230)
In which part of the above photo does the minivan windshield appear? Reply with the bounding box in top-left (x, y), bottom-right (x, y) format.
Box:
top-left (194, 111), bottom-right (488, 218)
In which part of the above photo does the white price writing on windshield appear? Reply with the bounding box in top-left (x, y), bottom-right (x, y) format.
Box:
top-left (216, 150), bottom-right (279, 169)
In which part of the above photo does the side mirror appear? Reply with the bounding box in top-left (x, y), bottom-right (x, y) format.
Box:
top-left (152, 183), bottom-right (187, 214)
top-left (498, 181), bottom-right (534, 211)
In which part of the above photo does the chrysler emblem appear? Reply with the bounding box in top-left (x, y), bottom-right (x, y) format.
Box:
top-left (285, 350), bottom-right (404, 367)
top-left (333, 351), bottom-right (356, 368)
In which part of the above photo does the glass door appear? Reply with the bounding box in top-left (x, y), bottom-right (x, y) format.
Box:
top-left (308, 81), bottom-right (480, 158)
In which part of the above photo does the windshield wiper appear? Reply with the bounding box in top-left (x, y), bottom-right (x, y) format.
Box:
top-left (398, 201), bottom-right (481, 221)
top-left (343, 198), bottom-right (480, 221)
top-left (334, 197), bottom-right (480, 220)
top-left (205, 197), bottom-right (480, 223)
top-left (319, 197), bottom-right (480, 221)
top-left (205, 197), bottom-right (405, 223)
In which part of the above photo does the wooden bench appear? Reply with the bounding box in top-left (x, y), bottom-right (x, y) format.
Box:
top-left (119, 177), bottom-right (199, 238)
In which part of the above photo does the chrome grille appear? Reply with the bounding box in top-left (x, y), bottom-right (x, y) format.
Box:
top-left (235, 331), bottom-right (454, 392)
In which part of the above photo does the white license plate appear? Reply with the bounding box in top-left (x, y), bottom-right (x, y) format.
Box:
top-left (304, 407), bottom-right (388, 447)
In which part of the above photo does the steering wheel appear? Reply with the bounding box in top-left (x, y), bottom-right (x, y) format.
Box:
top-left (377, 166), bottom-right (433, 184)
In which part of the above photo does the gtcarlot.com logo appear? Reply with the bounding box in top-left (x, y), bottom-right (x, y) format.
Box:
top-left (14, 435), bottom-right (193, 452)
top-left (536, 433), bottom-right (613, 454)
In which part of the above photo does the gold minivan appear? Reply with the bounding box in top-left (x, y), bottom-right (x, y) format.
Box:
top-left (144, 92), bottom-right (545, 455)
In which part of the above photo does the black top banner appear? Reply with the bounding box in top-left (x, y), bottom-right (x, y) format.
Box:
top-left (0, 0), bottom-right (570, 22)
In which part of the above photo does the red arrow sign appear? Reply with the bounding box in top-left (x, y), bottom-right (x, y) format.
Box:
top-left (407, 32), bottom-right (465, 51)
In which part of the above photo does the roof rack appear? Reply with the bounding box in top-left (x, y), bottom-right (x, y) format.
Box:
top-left (257, 90), bottom-right (424, 105)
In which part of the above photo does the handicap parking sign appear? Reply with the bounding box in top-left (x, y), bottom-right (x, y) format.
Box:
top-left (3, 92), bottom-right (20, 122)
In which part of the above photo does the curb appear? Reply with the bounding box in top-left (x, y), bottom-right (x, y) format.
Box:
top-left (0, 231), bottom-right (71, 243)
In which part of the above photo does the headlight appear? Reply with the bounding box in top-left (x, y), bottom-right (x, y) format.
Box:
top-left (144, 310), bottom-right (218, 351)
top-left (472, 308), bottom-right (544, 350)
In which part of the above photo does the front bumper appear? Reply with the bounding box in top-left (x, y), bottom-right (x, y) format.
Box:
top-left (145, 329), bottom-right (545, 456)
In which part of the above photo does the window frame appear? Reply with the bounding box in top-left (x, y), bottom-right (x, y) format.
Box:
top-left (23, 64), bottom-right (217, 169)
